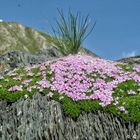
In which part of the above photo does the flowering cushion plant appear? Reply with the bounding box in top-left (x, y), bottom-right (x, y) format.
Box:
top-left (0, 54), bottom-right (140, 122)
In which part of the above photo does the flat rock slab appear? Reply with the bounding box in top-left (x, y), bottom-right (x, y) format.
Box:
top-left (0, 93), bottom-right (140, 140)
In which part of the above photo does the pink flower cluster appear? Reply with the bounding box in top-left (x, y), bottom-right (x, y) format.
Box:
top-left (5, 54), bottom-right (140, 107)
top-left (23, 79), bottom-right (32, 86)
top-left (8, 85), bottom-right (23, 92)
top-left (50, 55), bottom-right (140, 106)
top-left (133, 65), bottom-right (140, 73)
top-left (37, 79), bottom-right (50, 88)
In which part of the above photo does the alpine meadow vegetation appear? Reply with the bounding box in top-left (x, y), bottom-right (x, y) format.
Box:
top-left (0, 54), bottom-right (140, 122)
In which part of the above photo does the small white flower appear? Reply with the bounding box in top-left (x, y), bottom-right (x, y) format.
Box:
top-left (48, 71), bottom-right (52, 74)
top-left (128, 90), bottom-right (136, 95)
top-left (122, 102), bottom-right (126, 105)
top-left (118, 106), bottom-right (126, 111)
top-left (39, 88), bottom-right (43, 92)
top-left (124, 110), bottom-right (128, 114)
top-left (47, 92), bottom-right (53, 97)
top-left (137, 89), bottom-right (140, 92)
top-left (114, 97), bottom-right (119, 101)
top-left (24, 94), bottom-right (28, 99)
top-left (4, 79), bottom-right (9, 82)
top-left (113, 101), bottom-right (119, 105)
top-left (50, 86), bottom-right (56, 91)
top-left (51, 77), bottom-right (54, 81)
top-left (59, 96), bottom-right (64, 100)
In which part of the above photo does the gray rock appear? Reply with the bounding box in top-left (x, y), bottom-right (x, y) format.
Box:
top-left (0, 48), bottom-right (62, 73)
top-left (0, 93), bottom-right (139, 140)
top-left (117, 55), bottom-right (140, 65)
top-left (0, 47), bottom-right (98, 74)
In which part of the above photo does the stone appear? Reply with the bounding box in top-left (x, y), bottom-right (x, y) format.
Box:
top-left (118, 55), bottom-right (140, 65)
top-left (0, 49), bottom-right (62, 73)
top-left (0, 93), bottom-right (140, 140)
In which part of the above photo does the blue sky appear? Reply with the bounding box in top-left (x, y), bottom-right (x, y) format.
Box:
top-left (0, 0), bottom-right (140, 60)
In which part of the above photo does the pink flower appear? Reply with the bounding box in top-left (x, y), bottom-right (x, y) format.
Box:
top-left (27, 87), bottom-right (32, 92)
top-left (133, 65), bottom-right (140, 73)
top-left (8, 85), bottom-right (23, 92)
top-left (13, 77), bottom-right (22, 81)
top-left (23, 79), bottom-right (32, 84)
top-left (47, 92), bottom-right (53, 97)
top-left (128, 90), bottom-right (137, 95)
top-left (40, 65), bottom-right (46, 71)
top-left (37, 79), bottom-right (50, 88)
top-left (24, 67), bottom-right (31, 71)
top-left (118, 106), bottom-right (126, 112)
top-left (36, 72), bottom-right (41, 76)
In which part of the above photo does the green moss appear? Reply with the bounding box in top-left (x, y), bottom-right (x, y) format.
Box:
top-left (113, 80), bottom-right (139, 98)
top-left (117, 64), bottom-right (134, 72)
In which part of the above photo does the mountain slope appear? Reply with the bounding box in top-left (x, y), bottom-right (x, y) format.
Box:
top-left (0, 21), bottom-right (60, 54)
top-left (0, 21), bottom-right (98, 57)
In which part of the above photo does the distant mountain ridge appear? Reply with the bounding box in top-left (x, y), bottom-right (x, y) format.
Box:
top-left (117, 55), bottom-right (140, 65)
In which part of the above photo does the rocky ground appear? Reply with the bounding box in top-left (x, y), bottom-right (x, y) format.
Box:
top-left (0, 93), bottom-right (140, 140)
top-left (0, 48), bottom-right (62, 73)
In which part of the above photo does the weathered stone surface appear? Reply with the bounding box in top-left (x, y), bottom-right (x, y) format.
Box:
top-left (0, 93), bottom-right (139, 140)
top-left (118, 55), bottom-right (140, 65)
top-left (0, 49), bottom-right (62, 73)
